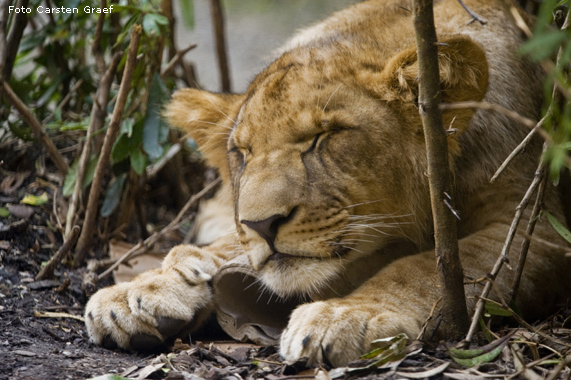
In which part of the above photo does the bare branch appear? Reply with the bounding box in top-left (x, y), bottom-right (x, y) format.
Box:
top-left (413, 0), bottom-right (469, 339)
top-left (0, 80), bottom-right (69, 175)
top-left (160, 43), bottom-right (197, 79)
top-left (36, 226), bottom-right (81, 281)
top-left (508, 154), bottom-right (547, 304)
top-left (490, 111), bottom-right (549, 183)
top-left (95, 177), bottom-right (221, 281)
top-left (456, 0), bottom-right (487, 25)
top-left (463, 154), bottom-right (546, 343)
top-left (75, 26), bottom-right (143, 267)
top-left (210, 0), bottom-right (231, 92)
top-left (65, 52), bottom-right (122, 237)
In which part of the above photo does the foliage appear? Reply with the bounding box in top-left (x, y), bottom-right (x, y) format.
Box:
top-left (2, 0), bottom-right (191, 221)
top-left (520, 0), bottom-right (571, 181)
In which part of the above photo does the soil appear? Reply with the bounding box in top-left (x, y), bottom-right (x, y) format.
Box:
top-left (1, 155), bottom-right (570, 380)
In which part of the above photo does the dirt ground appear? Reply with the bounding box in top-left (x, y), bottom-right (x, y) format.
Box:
top-left (1, 156), bottom-right (570, 380)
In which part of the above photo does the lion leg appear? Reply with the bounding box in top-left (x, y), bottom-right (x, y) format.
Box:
top-left (84, 235), bottom-right (239, 351)
top-left (280, 214), bottom-right (570, 367)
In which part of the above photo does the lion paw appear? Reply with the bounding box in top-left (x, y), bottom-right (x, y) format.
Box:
top-left (85, 262), bottom-right (214, 351)
top-left (279, 300), bottom-right (417, 366)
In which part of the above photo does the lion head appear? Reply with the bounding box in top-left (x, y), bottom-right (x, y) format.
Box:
top-left (165, 35), bottom-right (488, 299)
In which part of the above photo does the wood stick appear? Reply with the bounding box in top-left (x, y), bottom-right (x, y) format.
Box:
top-left (463, 155), bottom-right (545, 343)
top-left (65, 52), bottom-right (122, 236)
top-left (413, 0), bottom-right (469, 339)
top-left (96, 177), bottom-right (220, 281)
top-left (35, 226), bottom-right (80, 280)
top-left (160, 43), bottom-right (197, 79)
top-left (210, 0), bottom-right (231, 92)
top-left (0, 80), bottom-right (69, 175)
top-left (75, 25), bottom-right (143, 267)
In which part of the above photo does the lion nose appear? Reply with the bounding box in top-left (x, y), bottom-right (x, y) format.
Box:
top-left (241, 214), bottom-right (287, 251)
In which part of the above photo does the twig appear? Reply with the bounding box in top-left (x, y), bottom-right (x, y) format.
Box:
top-left (34, 310), bottom-right (85, 323)
top-left (92, 0), bottom-right (108, 75)
top-left (42, 79), bottom-right (84, 125)
top-left (456, 0), bottom-right (487, 25)
top-left (210, 0), bottom-right (231, 92)
top-left (490, 112), bottom-right (549, 183)
top-left (546, 354), bottom-right (571, 380)
top-left (525, 233), bottom-right (571, 254)
top-left (65, 52), bottom-right (122, 237)
top-left (479, 298), bottom-right (571, 349)
top-left (508, 144), bottom-right (548, 304)
top-left (0, 0), bottom-right (8, 76)
top-left (96, 177), bottom-right (220, 281)
top-left (3, 0), bottom-right (29, 80)
top-left (160, 43), bottom-right (197, 79)
top-left (463, 155), bottom-right (546, 343)
top-left (145, 142), bottom-right (182, 178)
top-left (0, 80), bottom-right (69, 175)
top-left (74, 26), bottom-right (143, 267)
top-left (440, 101), bottom-right (545, 136)
top-left (35, 226), bottom-right (81, 281)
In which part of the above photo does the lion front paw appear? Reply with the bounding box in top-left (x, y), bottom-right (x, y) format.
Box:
top-left (279, 300), bottom-right (419, 367)
top-left (84, 262), bottom-right (214, 352)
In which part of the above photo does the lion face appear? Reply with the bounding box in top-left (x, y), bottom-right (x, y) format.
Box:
top-left (165, 36), bottom-right (488, 299)
top-left (227, 68), bottom-right (428, 297)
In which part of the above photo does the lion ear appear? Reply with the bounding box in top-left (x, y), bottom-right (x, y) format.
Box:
top-left (164, 89), bottom-right (245, 181)
top-left (366, 36), bottom-right (488, 148)
top-left (379, 35), bottom-right (489, 105)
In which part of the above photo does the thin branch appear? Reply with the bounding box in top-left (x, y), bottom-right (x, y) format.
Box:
top-left (92, 0), bottom-right (108, 75)
top-left (42, 79), bottom-right (84, 125)
top-left (0, 0), bottom-right (8, 76)
top-left (0, 80), bottom-right (69, 175)
top-left (490, 111), bottom-right (549, 183)
top-left (65, 52), bottom-right (122, 236)
top-left (160, 43), bottom-right (197, 79)
top-left (3, 0), bottom-right (29, 80)
top-left (74, 25), bottom-right (143, 267)
top-left (210, 0), bottom-right (231, 92)
top-left (456, 0), bottom-right (487, 25)
top-left (463, 155), bottom-right (545, 343)
top-left (441, 102), bottom-right (571, 168)
top-left (95, 177), bottom-right (221, 281)
top-left (508, 144), bottom-right (548, 304)
top-left (440, 101), bottom-right (539, 131)
top-left (145, 142), bottom-right (182, 178)
top-left (35, 226), bottom-right (81, 280)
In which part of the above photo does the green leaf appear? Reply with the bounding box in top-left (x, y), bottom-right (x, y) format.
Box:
top-left (101, 174), bottom-right (127, 217)
top-left (63, 155), bottom-right (98, 197)
top-left (360, 333), bottom-right (408, 368)
top-left (130, 148), bottom-right (146, 175)
top-left (142, 13), bottom-right (168, 36)
top-left (520, 30), bottom-right (568, 61)
top-left (0, 207), bottom-right (9, 217)
top-left (484, 301), bottom-right (513, 317)
top-left (545, 211), bottom-right (571, 244)
top-left (143, 73), bottom-right (170, 160)
top-left (180, 0), bottom-right (195, 29)
top-left (21, 193), bottom-right (49, 206)
top-left (448, 332), bottom-right (514, 367)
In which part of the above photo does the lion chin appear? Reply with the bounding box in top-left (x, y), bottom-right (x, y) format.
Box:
top-left (84, 0), bottom-right (571, 367)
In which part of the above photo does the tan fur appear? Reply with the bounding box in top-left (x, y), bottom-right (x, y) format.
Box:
top-left (85, 0), bottom-right (570, 366)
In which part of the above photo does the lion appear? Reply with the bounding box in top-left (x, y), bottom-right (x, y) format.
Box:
top-left (84, 0), bottom-right (571, 366)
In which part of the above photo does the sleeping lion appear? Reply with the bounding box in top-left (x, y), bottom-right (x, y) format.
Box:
top-left (85, 0), bottom-right (571, 366)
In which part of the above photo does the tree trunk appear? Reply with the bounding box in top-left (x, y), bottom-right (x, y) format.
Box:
top-left (412, 0), bottom-right (469, 339)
